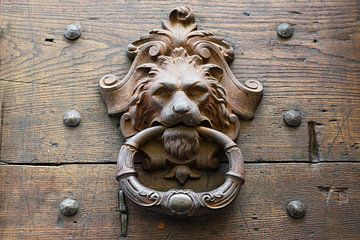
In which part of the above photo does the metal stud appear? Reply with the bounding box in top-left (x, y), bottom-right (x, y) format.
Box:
top-left (287, 200), bottom-right (306, 219)
top-left (277, 23), bottom-right (294, 38)
top-left (63, 110), bottom-right (81, 127)
top-left (64, 24), bottom-right (81, 40)
top-left (60, 198), bottom-right (79, 216)
top-left (283, 110), bottom-right (302, 127)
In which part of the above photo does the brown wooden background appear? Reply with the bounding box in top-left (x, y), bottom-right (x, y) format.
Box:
top-left (1, 0), bottom-right (359, 239)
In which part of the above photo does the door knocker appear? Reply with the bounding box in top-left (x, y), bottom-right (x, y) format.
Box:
top-left (99, 6), bottom-right (263, 217)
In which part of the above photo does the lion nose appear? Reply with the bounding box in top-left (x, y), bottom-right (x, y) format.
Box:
top-left (172, 102), bottom-right (191, 114)
top-left (172, 92), bottom-right (191, 114)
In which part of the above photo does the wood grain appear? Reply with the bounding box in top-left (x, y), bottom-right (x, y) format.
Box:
top-left (1, 0), bottom-right (359, 164)
top-left (0, 163), bottom-right (359, 239)
top-left (1, 1), bottom-right (359, 239)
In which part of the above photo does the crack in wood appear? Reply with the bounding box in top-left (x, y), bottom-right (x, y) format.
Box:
top-left (308, 121), bottom-right (322, 162)
top-left (0, 101), bottom-right (4, 160)
top-left (1, 161), bottom-right (360, 168)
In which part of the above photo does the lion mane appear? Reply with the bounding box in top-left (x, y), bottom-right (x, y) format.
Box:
top-left (128, 48), bottom-right (232, 131)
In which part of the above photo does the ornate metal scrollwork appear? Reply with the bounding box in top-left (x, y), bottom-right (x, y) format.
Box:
top-left (99, 6), bottom-right (263, 217)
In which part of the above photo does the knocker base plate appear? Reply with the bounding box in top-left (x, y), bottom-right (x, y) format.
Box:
top-left (99, 6), bottom-right (262, 217)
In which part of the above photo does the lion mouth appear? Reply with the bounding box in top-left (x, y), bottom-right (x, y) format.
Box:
top-left (150, 118), bottom-right (212, 129)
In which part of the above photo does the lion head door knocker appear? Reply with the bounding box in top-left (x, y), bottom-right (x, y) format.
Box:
top-left (99, 6), bottom-right (263, 217)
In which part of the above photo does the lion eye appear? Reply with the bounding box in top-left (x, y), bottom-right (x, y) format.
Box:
top-left (187, 85), bottom-right (207, 98)
top-left (153, 87), bottom-right (173, 98)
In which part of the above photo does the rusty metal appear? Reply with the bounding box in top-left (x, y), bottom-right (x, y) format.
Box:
top-left (101, 74), bottom-right (119, 86)
top-left (283, 110), bottom-right (302, 127)
top-left (59, 198), bottom-right (79, 216)
top-left (63, 110), bottom-right (81, 127)
top-left (277, 23), bottom-right (294, 38)
top-left (64, 24), bottom-right (81, 40)
top-left (287, 200), bottom-right (307, 219)
top-left (118, 190), bottom-right (128, 237)
top-left (99, 6), bottom-right (263, 217)
top-left (116, 125), bottom-right (245, 217)
top-left (286, 200), bottom-right (306, 219)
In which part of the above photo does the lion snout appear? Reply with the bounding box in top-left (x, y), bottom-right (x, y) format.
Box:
top-left (172, 102), bottom-right (191, 114)
top-left (171, 91), bottom-right (194, 114)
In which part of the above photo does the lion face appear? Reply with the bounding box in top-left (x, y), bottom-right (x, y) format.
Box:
top-left (129, 48), bottom-right (232, 134)
top-left (149, 60), bottom-right (210, 128)
top-left (127, 47), bottom-right (234, 163)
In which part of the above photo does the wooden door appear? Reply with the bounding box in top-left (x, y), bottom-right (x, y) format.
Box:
top-left (1, 1), bottom-right (359, 239)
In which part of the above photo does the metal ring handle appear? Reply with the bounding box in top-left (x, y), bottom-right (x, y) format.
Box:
top-left (116, 126), bottom-right (245, 217)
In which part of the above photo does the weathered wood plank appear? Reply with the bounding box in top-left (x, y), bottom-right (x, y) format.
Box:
top-left (0, 80), bottom-right (359, 164)
top-left (0, 163), bottom-right (359, 239)
top-left (1, 0), bottom-right (359, 164)
top-left (0, 81), bottom-right (123, 164)
top-left (1, 0), bottom-right (359, 86)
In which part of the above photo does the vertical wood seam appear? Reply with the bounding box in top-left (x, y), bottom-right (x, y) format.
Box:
top-left (0, 100), bottom-right (4, 161)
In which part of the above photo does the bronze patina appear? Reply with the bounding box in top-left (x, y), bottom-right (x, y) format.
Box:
top-left (99, 6), bottom-right (263, 217)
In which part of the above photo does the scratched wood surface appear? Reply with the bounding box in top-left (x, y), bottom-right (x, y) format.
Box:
top-left (0, 0), bottom-right (360, 240)
top-left (1, 0), bottom-right (359, 164)
top-left (0, 163), bottom-right (359, 240)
